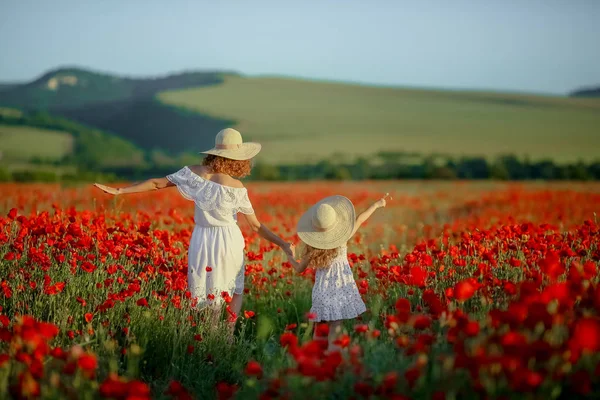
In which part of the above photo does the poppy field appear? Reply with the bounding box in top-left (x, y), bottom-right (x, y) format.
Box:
top-left (0, 181), bottom-right (599, 399)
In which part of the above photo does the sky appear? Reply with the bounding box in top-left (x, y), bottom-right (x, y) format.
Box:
top-left (1, 0), bottom-right (599, 95)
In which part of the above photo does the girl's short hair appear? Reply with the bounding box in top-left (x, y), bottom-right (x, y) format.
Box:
top-left (303, 245), bottom-right (340, 269)
top-left (202, 155), bottom-right (252, 178)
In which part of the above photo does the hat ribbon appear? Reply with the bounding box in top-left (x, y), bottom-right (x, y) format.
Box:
top-left (216, 143), bottom-right (242, 150)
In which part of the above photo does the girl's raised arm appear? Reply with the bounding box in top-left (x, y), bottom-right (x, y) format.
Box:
top-left (350, 193), bottom-right (390, 237)
top-left (94, 178), bottom-right (174, 195)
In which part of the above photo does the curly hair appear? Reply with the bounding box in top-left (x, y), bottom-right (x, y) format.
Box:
top-left (303, 245), bottom-right (341, 270)
top-left (202, 155), bottom-right (252, 178)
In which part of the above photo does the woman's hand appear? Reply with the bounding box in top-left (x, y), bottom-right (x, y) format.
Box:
top-left (94, 183), bottom-right (120, 195)
top-left (288, 243), bottom-right (296, 258)
top-left (375, 193), bottom-right (391, 208)
top-left (281, 242), bottom-right (294, 258)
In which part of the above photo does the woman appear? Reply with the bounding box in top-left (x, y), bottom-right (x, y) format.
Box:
top-left (94, 128), bottom-right (292, 322)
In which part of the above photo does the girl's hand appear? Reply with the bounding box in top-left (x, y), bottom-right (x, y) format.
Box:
top-left (281, 242), bottom-right (294, 258)
top-left (375, 193), bottom-right (391, 208)
top-left (94, 183), bottom-right (120, 196)
top-left (289, 243), bottom-right (296, 258)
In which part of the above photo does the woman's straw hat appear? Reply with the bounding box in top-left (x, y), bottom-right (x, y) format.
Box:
top-left (297, 195), bottom-right (356, 250)
top-left (201, 128), bottom-right (261, 160)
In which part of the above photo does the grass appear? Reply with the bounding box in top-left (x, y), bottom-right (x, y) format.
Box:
top-left (0, 124), bottom-right (73, 162)
top-left (158, 76), bottom-right (600, 164)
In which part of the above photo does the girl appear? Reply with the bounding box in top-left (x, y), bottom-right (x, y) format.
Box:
top-left (94, 128), bottom-right (293, 325)
top-left (286, 194), bottom-right (389, 351)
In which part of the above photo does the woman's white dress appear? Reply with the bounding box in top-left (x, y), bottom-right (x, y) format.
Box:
top-left (310, 245), bottom-right (367, 322)
top-left (167, 166), bottom-right (255, 308)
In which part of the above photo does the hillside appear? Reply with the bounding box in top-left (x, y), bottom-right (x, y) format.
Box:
top-left (2, 67), bottom-right (600, 168)
top-left (0, 124), bottom-right (73, 163)
top-left (0, 109), bottom-right (144, 169)
top-left (0, 67), bottom-right (234, 153)
top-left (159, 76), bottom-right (600, 164)
top-left (570, 86), bottom-right (600, 98)
top-left (0, 67), bottom-right (233, 109)
top-left (0, 83), bottom-right (18, 91)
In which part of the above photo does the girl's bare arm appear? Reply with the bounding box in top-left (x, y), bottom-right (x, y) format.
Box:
top-left (351, 193), bottom-right (390, 236)
top-left (286, 244), bottom-right (310, 273)
top-left (94, 178), bottom-right (173, 195)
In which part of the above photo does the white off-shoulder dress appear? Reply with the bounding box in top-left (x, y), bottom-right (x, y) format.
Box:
top-left (310, 245), bottom-right (366, 322)
top-left (167, 166), bottom-right (255, 308)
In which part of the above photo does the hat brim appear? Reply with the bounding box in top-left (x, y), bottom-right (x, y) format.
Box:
top-left (200, 142), bottom-right (261, 161)
top-left (297, 195), bottom-right (356, 250)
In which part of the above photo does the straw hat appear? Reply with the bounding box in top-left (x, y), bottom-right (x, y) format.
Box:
top-left (201, 128), bottom-right (261, 160)
top-left (297, 195), bottom-right (356, 250)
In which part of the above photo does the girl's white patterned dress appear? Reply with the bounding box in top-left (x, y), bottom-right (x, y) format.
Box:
top-left (167, 166), bottom-right (255, 307)
top-left (310, 245), bottom-right (366, 322)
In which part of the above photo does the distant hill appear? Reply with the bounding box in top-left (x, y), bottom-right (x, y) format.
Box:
top-left (0, 83), bottom-right (19, 91)
top-left (0, 67), bottom-right (234, 153)
top-left (0, 67), bottom-right (235, 109)
top-left (2, 67), bottom-right (600, 166)
top-left (160, 76), bottom-right (600, 164)
top-left (570, 86), bottom-right (600, 98)
top-left (0, 107), bottom-right (144, 169)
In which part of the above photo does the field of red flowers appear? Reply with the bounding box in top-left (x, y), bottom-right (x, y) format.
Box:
top-left (0, 181), bottom-right (599, 399)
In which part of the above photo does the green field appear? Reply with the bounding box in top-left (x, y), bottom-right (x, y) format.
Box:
top-left (159, 76), bottom-right (600, 164)
top-left (0, 124), bottom-right (73, 162)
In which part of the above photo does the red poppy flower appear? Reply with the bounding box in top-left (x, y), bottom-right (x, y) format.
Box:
top-left (7, 208), bottom-right (17, 220)
top-left (412, 315), bottom-right (431, 330)
top-left (245, 360), bottom-right (263, 378)
top-left (454, 279), bottom-right (479, 301)
top-left (315, 323), bottom-right (329, 338)
top-left (136, 298), bottom-right (149, 307)
top-left (334, 334), bottom-right (351, 348)
top-left (280, 332), bottom-right (298, 349)
top-left (77, 353), bottom-right (98, 372)
top-left (216, 382), bottom-right (238, 400)
top-left (571, 317), bottom-right (600, 353)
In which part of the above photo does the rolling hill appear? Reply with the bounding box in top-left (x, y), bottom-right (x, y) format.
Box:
top-left (0, 67), bottom-right (233, 154)
top-left (159, 76), bottom-right (600, 164)
top-left (0, 124), bottom-right (73, 163)
top-left (1, 67), bottom-right (599, 169)
top-left (0, 107), bottom-right (144, 169)
top-left (570, 86), bottom-right (600, 98)
top-left (0, 67), bottom-right (233, 109)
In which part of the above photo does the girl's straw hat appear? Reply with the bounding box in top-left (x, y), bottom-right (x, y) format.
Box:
top-left (201, 128), bottom-right (261, 160)
top-left (297, 195), bottom-right (356, 250)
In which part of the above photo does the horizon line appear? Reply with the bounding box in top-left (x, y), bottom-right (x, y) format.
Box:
top-left (1, 63), bottom-right (597, 98)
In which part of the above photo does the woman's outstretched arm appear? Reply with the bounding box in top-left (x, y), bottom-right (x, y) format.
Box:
top-left (241, 213), bottom-right (293, 257)
top-left (94, 178), bottom-right (173, 195)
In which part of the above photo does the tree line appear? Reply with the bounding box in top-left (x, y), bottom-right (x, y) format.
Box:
top-left (3, 153), bottom-right (599, 183)
top-left (1, 110), bottom-right (598, 182)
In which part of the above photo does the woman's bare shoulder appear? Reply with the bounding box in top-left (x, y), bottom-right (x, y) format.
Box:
top-left (187, 165), bottom-right (206, 176)
top-left (188, 165), bottom-right (245, 189)
top-left (220, 176), bottom-right (245, 189)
